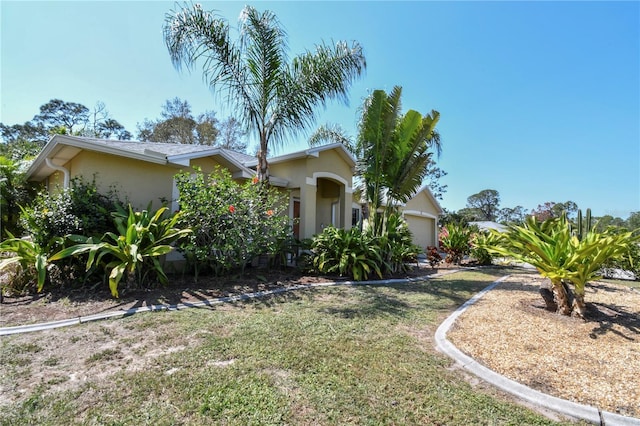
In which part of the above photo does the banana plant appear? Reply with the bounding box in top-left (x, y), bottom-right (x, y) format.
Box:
top-left (51, 206), bottom-right (191, 298)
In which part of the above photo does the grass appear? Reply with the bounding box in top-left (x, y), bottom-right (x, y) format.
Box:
top-left (601, 277), bottom-right (640, 289)
top-left (0, 268), bottom-right (584, 425)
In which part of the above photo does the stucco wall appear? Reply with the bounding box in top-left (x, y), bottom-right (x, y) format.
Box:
top-left (402, 190), bottom-right (441, 250)
top-left (64, 151), bottom-right (178, 211)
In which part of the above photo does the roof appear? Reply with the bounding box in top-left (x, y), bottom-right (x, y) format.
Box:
top-left (244, 142), bottom-right (356, 168)
top-left (25, 135), bottom-right (256, 182)
top-left (470, 221), bottom-right (508, 232)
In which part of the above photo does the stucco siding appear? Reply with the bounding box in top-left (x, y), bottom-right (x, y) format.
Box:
top-left (67, 151), bottom-right (176, 210)
top-left (404, 191), bottom-right (439, 217)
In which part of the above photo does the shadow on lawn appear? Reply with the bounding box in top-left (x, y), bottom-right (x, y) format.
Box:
top-left (320, 266), bottom-right (517, 320)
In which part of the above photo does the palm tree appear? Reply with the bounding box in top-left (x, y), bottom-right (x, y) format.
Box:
top-left (164, 4), bottom-right (366, 182)
top-left (309, 86), bottom-right (441, 236)
top-left (358, 87), bottom-right (441, 235)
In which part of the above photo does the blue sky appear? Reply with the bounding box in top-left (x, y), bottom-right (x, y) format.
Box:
top-left (1, 1), bottom-right (638, 219)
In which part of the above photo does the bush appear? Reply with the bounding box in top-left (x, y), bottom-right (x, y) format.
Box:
top-left (51, 205), bottom-right (190, 298)
top-left (377, 213), bottom-right (422, 274)
top-left (19, 177), bottom-right (122, 248)
top-left (600, 227), bottom-right (640, 279)
top-left (175, 168), bottom-right (291, 277)
top-left (425, 246), bottom-right (442, 268)
top-left (470, 230), bottom-right (497, 265)
top-left (16, 177), bottom-right (124, 290)
top-left (439, 223), bottom-right (472, 264)
top-left (311, 226), bottom-right (382, 281)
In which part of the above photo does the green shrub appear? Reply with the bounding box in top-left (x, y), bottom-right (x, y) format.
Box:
top-left (600, 227), bottom-right (640, 279)
top-left (14, 177), bottom-right (123, 291)
top-left (311, 226), bottom-right (383, 281)
top-left (439, 223), bottom-right (472, 264)
top-left (51, 205), bottom-right (190, 298)
top-left (0, 232), bottom-right (60, 296)
top-left (174, 168), bottom-right (291, 277)
top-left (377, 213), bottom-right (421, 273)
top-left (470, 231), bottom-right (497, 265)
top-left (19, 177), bottom-right (122, 247)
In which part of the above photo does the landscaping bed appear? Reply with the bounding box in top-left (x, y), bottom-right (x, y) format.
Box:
top-left (448, 271), bottom-right (640, 418)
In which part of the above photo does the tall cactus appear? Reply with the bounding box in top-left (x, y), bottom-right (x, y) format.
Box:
top-left (575, 208), bottom-right (592, 241)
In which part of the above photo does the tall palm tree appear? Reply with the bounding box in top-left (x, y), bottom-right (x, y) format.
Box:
top-left (164, 4), bottom-right (366, 182)
top-left (308, 86), bottom-right (441, 236)
top-left (358, 87), bottom-right (441, 235)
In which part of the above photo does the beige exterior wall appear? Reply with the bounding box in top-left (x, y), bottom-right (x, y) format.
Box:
top-left (401, 190), bottom-right (441, 250)
top-left (62, 151), bottom-right (178, 211)
top-left (189, 157), bottom-right (224, 174)
top-left (269, 149), bottom-right (354, 239)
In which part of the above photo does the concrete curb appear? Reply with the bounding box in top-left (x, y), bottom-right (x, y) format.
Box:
top-left (0, 269), bottom-right (462, 336)
top-left (434, 276), bottom-right (640, 426)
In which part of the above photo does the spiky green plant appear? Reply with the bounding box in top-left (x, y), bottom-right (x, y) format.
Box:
top-left (51, 206), bottom-right (190, 298)
top-left (311, 226), bottom-right (383, 281)
top-left (482, 215), bottom-right (636, 317)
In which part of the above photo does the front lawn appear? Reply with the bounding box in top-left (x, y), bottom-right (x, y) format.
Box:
top-left (0, 269), bottom-right (581, 425)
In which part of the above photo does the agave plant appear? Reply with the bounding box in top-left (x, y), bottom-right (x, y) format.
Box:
top-left (52, 205), bottom-right (191, 298)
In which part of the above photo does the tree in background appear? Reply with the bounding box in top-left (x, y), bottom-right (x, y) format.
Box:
top-left (464, 189), bottom-right (500, 221)
top-left (1, 99), bottom-right (131, 147)
top-left (498, 205), bottom-right (527, 224)
top-left (625, 212), bottom-right (640, 233)
top-left (32, 99), bottom-right (90, 135)
top-left (531, 201), bottom-right (578, 221)
top-left (137, 97), bottom-right (219, 145)
top-left (217, 117), bottom-right (247, 152)
top-left (164, 3), bottom-right (366, 182)
top-left (84, 101), bottom-right (132, 140)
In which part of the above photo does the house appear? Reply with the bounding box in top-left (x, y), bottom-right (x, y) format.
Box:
top-left (400, 185), bottom-right (444, 249)
top-left (25, 134), bottom-right (441, 248)
top-left (469, 221), bottom-right (508, 233)
top-left (25, 135), bottom-right (355, 242)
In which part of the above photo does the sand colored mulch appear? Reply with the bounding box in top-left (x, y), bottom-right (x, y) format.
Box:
top-left (447, 272), bottom-right (640, 418)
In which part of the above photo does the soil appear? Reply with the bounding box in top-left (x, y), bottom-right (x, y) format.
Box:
top-left (0, 263), bottom-right (445, 328)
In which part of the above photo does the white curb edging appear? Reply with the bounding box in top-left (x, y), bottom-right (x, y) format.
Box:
top-left (434, 276), bottom-right (640, 426)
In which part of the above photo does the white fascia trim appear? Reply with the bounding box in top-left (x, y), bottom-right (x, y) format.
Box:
top-left (167, 148), bottom-right (222, 164)
top-left (245, 143), bottom-right (356, 167)
top-left (27, 135), bottom-right (166, 179)
top-left (402, 209), bottom-right (438, 220)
